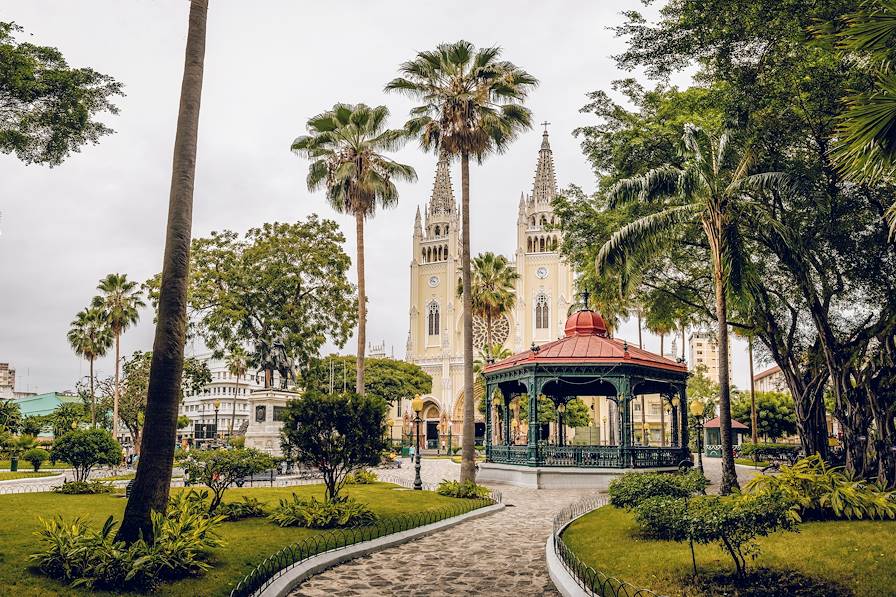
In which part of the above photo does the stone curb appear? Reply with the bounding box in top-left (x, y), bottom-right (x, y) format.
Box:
top-left (0, 472), bottom-right (64, 485)
top-left (259, 501), bottom-right (506, 597)
top-left (545, 506), bottom-right (600, 597)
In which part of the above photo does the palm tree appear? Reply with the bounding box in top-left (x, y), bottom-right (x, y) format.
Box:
top-left (67, 305), bottom-right (112, 428)
top-left (226, 346), bottom-right (248, 435)
top-left (460, 252), bottom-right (519, 360)
top-left (93, 273), bottom-right (145, 441)
top-left (118, 0), bottom-right (208, 544)
top-left (387, 40), bottom-right (537, 482)
top-left (597, 124), bottom-right (785, 494)
top-left (292, 103), bottom-right (416, 396)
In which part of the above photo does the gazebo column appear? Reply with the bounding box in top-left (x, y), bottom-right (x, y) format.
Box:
top-left (484, 381), bottom-right (494, 460)
top-left (671, 404), bottom-right (680, 447)
top-left (618, 377), bottom-right (632, 467)
top-left (527, 377), bottom-right (539, 466)
top-left (503, 394), bottom-right (512, 446)
top-left (678, 383), bottom-right (689, 454)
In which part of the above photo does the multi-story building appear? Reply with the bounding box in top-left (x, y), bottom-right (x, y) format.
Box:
top-left (178, 352), bottom-right (266, 444)
top-left (689, 331), bottom-right (732, 388)
top-left (0, 362), bottom-right (15, 399)
top-left (401, 129), bottom-right (575, 448)
top-left (753, 365), bottom-right (787, 393)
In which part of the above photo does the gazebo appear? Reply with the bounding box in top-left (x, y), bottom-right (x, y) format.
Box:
top-left (480, 302), bottom-right (691, 488)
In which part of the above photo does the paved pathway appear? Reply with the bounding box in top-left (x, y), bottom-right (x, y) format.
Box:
top-left (291, 456), bottom-right (760, 596)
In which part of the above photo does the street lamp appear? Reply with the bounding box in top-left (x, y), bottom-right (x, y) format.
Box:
top-left (671, 396), bottom-right (681, 447)
top-left (213, 399), bottom-right (221, 446)
top-left (411, 394), bottom-right (424, 490)
top-left (689, 399), bottom-right (705, 474)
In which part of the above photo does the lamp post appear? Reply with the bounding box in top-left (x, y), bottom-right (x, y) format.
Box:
top-left (213, 399), bottom-right (221, 446)
top-left (689, 399), bottom-right (705, 474)
top-left (386, 418), bottom-right (395, 447)
top-left (671, 396), bottom-right (681, 448)
top-left (411, 394), bottom-right (424, 490)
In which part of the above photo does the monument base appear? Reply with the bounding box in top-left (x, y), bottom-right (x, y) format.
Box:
top-left (243, 388), bottom-right (300, 457)
top-left (477, 462), bottom-right (678, 490)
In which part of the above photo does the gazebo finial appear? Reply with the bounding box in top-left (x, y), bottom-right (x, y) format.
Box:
top-left (581, 290), bottom-right (590, 310)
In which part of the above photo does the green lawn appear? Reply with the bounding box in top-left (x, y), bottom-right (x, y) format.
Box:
top-left (0, 471), bottom-right (58, 481)
top-left (0, 482), bottom-right (480, 596)
top-left (735, 457), bottom-right (770, 467)
top-left (562, 506), bottom-right (895, 596)
top-left (0, 460), bottom-right (70, 470)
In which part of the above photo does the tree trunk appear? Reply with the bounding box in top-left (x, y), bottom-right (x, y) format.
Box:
top-left (707, 222), bottom-right (739, 494)
top-left (681, 322), bottom-right (686, 360)
top-left (230, 373), bottom-right (238, 435)
top-left (660, 334), bottom-right (665, 446)
top-left (355, 211), bottom-right (366, 395)
top-left (748, 337), bottom-right (757, 446)
top-left (113, 331), bottom-right (121, 440)
top-left (460, 151), bottom-right (476, 483)
top-left (89, 357), bottom-right (96, 428)
top-left (117, 0), bottom-right (208, 544)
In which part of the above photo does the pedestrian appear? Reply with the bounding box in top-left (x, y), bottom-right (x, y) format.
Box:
top-left (409, 444), bottom-right (415, 461)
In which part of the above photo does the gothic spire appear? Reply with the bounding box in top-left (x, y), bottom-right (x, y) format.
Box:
top-left (531, 127), bottom-right (558, 206)
top-left (414, 206), bottom-right (422, 236)
top-left (427, 153), bottom-right (455, 218)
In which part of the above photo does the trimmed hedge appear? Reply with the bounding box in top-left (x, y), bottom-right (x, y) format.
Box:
top-left (608, 469), bottom-right (708, 509)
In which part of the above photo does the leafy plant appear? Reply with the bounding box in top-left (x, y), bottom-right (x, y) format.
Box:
top-left (217, 496), bottom-right (267, 521)
top-left (746, 455), bottom-right (896, 520)
top-left (51, 429), bottom-right (121, 482)
top-left (181, 448), bottom-right (274, 512)
top-left (269, 495), bottom-right (377, 529)
top-left (608, 469), bottom-right (707, 509)
top-left (346, 469), bottom-right (378, 484)
top-left (436, 479), bottom-right (491, 499)
top-left (634, 496), bottom-right (689, 540)
top-left (23, 447), bottom-right (50, 471)
top-left (54, 480), bottom-right (114, 494)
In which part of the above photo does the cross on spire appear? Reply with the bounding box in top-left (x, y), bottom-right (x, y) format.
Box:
top-left (541, 121), bottom-right (551, 133)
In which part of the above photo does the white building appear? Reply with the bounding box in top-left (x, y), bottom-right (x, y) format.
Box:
top-left (689, 331), bottom-right (732, 388)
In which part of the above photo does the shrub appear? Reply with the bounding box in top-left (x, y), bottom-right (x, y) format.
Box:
top-left (51, 429), bottom-right (121, 482)
top-left (54, 480), bottom-right (114, 494)
top-left (182, 447), bottom-right (275, 512)
top-left (608, 469), bottom-right (707, 509)
top-left (746, 455), bottom-right (896, 520)
top-left (23, 447), bottom-right (49, 471)
top-left (347, 469), bottom-right (378, 484)
top-left (269, 495), bottom-right (377, 528)
top-left (436, 479), bottom-right (491, 499)
top-left (30, 495), bottom-right (225, 591)
top-left (634, 496), bottom-right (689, 540)
top-left (217, 496), bottom-right (266, 521)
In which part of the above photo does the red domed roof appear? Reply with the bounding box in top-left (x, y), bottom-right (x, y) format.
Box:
top-left (564, 309), bottom-right (608, 337)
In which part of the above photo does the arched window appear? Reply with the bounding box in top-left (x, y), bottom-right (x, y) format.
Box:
top-left (540, 215), bottom-right (548, 226)
top-left (535, 293), bottom-right (549, 330)
top-left (539, 237), bottom-right (546, 252)
top-left (445, 224), bottom-right (449, 234)
top-left (427, 302), bottom-right (440, 336)
top-left (443, 245), bottom-right (448, 260)
top-left (435, 225), bottom-right (441, 236)
top-left (527, 237), bottom-right (532, 253)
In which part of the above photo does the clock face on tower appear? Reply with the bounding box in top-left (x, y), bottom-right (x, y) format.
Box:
top-left (536, 267), bottom-right (549, 279)
top-left (428, 275), bottom-right (440, 288)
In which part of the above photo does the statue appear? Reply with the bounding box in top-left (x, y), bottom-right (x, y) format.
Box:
top-left (254, 335), bottom-right (297, 389)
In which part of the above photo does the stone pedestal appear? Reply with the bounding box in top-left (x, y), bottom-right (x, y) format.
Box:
top-left (244, 388), bottom-right (299, 456)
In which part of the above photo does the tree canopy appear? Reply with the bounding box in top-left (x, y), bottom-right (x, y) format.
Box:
top-left (303, 355), bottom-right (431, 406)
top-left (0, 22), bottom-right (122, 165)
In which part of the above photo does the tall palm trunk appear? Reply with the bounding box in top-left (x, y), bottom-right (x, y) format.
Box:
top-left (637, 310), bottom-right (645, 445)
top-left (355, 211), bottom-right (366, 395)
top-left (660, 334), bottom-right (665, 446)
top-left (706, 219), bottom-right (739, 494)
top-left (89, 357), bottom-right (96, 428)
top-left (230, 373), bottom-right (238, 434)
top-left (748, 337), bottom-right (758, 445)
top-left (460, 152), bottom-right (475, 482)
top-left (113, 330), bottom-right (120, 439)
top-left (117, 0), bottom-right (208, 543)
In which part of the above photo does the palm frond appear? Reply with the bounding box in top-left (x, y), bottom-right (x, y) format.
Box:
top-left (596, 204), bottom-right (700, 272)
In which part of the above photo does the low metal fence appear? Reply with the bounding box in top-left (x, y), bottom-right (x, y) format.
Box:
top-left (229, 487), bottom-right (501, 597)
top-left (552, 496), bottom-right (664, 597)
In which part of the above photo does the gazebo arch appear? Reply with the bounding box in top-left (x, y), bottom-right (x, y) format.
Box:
top-left (480, 299), bottom-right (690, 486)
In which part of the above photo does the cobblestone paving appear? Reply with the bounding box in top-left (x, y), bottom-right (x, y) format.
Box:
top-left (290, 457), bottom-right (760, 596)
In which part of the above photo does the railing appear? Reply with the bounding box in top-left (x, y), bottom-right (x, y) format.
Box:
top-left (552, 496), bottom-right (665, 597)
top-left (489, 445), bottom-right (686, 468)
top-left (230, 486), bottom-right (501, 597)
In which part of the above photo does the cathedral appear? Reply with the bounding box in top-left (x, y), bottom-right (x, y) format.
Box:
top-left (399, 129), bottom-right (574, 449)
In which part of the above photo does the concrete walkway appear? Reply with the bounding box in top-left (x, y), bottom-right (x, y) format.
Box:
top-left (291, 456), bottom-right (760, 596)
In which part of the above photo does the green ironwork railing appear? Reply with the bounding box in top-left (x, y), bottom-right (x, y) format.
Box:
top-left (488, 444), bottom-right (688, 468)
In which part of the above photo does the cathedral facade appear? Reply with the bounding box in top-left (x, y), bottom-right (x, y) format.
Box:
top-left (401, 130), bottom-right (574, 448)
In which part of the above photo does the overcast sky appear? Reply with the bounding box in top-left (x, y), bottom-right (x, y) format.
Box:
top-left (0, 1), bottom-right (756, 394)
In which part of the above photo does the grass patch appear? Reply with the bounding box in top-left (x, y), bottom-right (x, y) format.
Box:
top-left (562, 505), bottom-right (894, 596)
top-left (1, 482), bottom-right (481, 596)
top-left (0, 460), bottom-right (70, 470)
top-left (735, 458), bottom-right (770, 467)
top-left (0, 471), bottom-right (57, 481)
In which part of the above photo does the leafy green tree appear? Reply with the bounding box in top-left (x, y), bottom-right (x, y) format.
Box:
top-left (120, 0), bottom-right (209, 544)
top-left (0, 22), bottom-right (122, 165)
top-left (225, 347), bottom-right (248, 435)
top-left (50, 402), bottom-right (85, 437)
top-left (52, 429), bottom-right (121, 482)
top-left (21, 415), bottom-right (47, 437)
top-left (562, 399), bottom-right (592, 428)
top-left (93, 273), bottom-right (145, 440)
top-left (459, 252), bottom-right (519, 360)
top-left (178, 217), bottom-right (356, 386)
top-left (0, 398), bottom-right (22, 433)
top-left (23, 447), bottom-right (49, 471)
top-left (292, 103), bottom-right (416, 396)
top-left (182, 448), bottom-right (274, 512)
top-left (176, 415), bottom-right (191, 430)
top-left (687, 363), bottom-right (720, 416)
top-left (305, 355), bottom-right (431, 408)
top-left (281, 390), bottom-right (387, 502)
top-left (387, 40), bottom-right (537, 483)
top-left (598, 125), bottom-right (787, 493)
top-left (733, 391), bottom-right (798, 443)
top-left (67, 305), bottom-right (112, 428)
